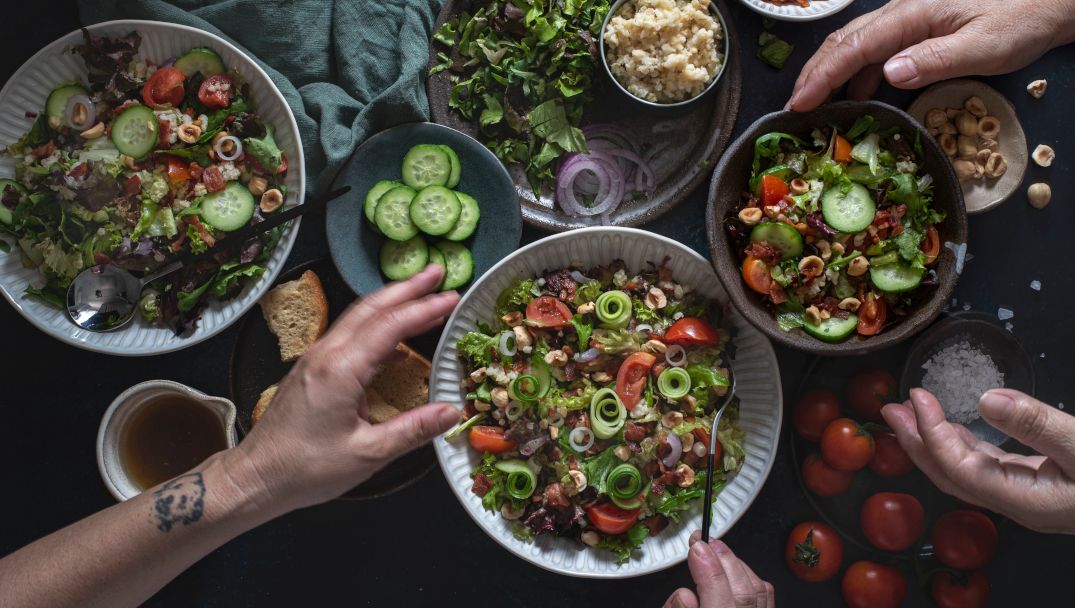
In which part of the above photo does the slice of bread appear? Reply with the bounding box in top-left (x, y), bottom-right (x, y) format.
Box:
top-left (251, 384), bottom-right (278, 426)
top-left (367, 388), bottom-right (401, 424)
top-left (260, 270), bottom-right (329, 362)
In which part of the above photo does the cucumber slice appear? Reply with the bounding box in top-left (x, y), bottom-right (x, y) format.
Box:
top-left (364, 179), bottom-right (402, 227)
top-left (379, 235), bottom-right (428, 281)
top-left (438, 144), bottom-right (461, 188)
top-left (432, 240), bottom-right (474, 290)
top-left (821, 182), bottom-right (876, 233)
top-left (401, 144), bottom-right (451, 189)
top-left (750, 222), bottom-right (803, 259)
top-left (530, 358), bottom-right (552, 398)
top-left (803, 314), bottom-right (859, 342)
top-left (173, 47), bottom-right (226, 77)
top-left (443, 191), bottom-right (480, 241)
top-left (870, 263), bottom-right (924, 293)
top-left (427, 245), bottom-right (446, 276)
top-left (110, 105), bottom-right (159, 158)
top-left (611, 494), bottom-right (645, 510)
top-left (410, 186), bottom-right (461, 236)
top-left (46, 85), bottom-right (88, 122)
top-left (0, 179), bottom-right (27, 225)
top-left (200, 182), bottom-right (255, 231)
top-left (374, 186), bottom-right (419, 241)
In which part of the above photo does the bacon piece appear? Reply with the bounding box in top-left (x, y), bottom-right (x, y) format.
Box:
top-left (642, 515), bottom-right (669, 535)
top-left (769, 282), bottom-right (788, 305)
top-left (188, 216), bottom-right (216, 248)
top-left (122, 175), bottom-right (142, 197)
top-left (202, 165), bottom-right (225, 193)
top-left (471, 473), bottom-right (492, 497)
top-left (623, 422), bottom-right (647, 443)
top-left (30, 141), bottom-right (54, 159)
top-left (544, 483), bottom-right (571, 510)
top-left (744, 241), bottom-right (781, 265)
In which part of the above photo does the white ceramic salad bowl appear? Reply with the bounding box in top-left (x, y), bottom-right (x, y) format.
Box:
top-left (0, 20), bottom-right (305, 356)
top-left (430, 227), bottom-right (782, 578)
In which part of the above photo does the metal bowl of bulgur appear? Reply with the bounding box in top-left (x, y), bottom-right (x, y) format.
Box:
top-left (600, 0), bottom-right (730, 108)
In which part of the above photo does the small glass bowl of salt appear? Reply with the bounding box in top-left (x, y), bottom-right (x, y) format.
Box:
top-left (901, 312), bottom-right (1036, 446)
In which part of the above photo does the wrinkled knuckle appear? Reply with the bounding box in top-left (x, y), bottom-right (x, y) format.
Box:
top-left (734, 591), bottom-right (759, 607)
top-left (1018, 401), bottom-right (1052, 442)
top-left (918, 40), bottom-right (956, 74)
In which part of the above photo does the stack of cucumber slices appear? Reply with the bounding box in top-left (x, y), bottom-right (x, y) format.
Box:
top-left (365, 144), bottom-right (479, 290)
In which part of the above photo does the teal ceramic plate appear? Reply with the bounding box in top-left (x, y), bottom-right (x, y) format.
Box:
top-left (327, 122), bottom-right (522, 296)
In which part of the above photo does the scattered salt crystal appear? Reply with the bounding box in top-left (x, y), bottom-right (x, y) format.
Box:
top-left (1060, 403), bottom-right (1066, 410)
top-left (945, 242), bottom-right (968, 274)
top-left (962, 303), bottom-right (972, 311)
top-left (1041, 352), bottom-right (1047, 358)
top-left (964, 253), bottom-right (975, 262)
top-left (921, 340), bottom-right (1005, 424)
top-left (951, 298), bottom-right (958, 308)
top-left (1004, 322), bottom-right (1014, 332)
top-left (1030, 280), bottom-right (1042, 291)
top-left (997, 307), bottom-right (1014, 321)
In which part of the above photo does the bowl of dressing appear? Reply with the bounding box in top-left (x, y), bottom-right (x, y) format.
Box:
top-left (97, 380), bottom-right (238, 501)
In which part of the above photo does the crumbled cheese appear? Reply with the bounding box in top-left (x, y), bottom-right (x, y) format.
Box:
top-left (896, 160), bottom-right (918, 174)
top-left (219, 161), bottom-right (240, 182)
top-left (172, 199), bottom-right (192, 211)
top-left (997, 307), bottom-right (1014, 321)
top-left (193, 183), bottom-right (207, 197)
top-left (197, 114), bottom-right (209, 130)
top-left (612, 269), bottom-right (629, 288)
top-left (921, 340), bottom-right (1004, 424)
top-left (1030, 280), bottom-right (1042, 291)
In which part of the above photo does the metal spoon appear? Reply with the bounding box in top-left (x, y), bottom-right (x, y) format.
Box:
top-left (66, 186), bottom-right (351, 331)
top-left (701, 368), bottom-right (737, 543)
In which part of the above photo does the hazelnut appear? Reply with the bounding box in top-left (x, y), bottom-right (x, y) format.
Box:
top-left (79, 122), bottom-right (104, 139)
top-left (738, 207), bottom-right (763, 226)
top-left (952, 159), bottom-right (977, 182)
top-left (831, 242), bottom-right (845, 256)
top-left (925, 108), bottom-right (948, 128)
top-left (662, 411), bottom-right (685, 429)
top-left (816, 240), bottom-right (832, 261)
top-left (938, 122), bottom-right (958, 136)
top-left (956, 112), bottom-right (979, 137)
top-left (983, 153), bottom-right (1007, 179)
top-left (975, 149), bottom-right (992, 166)
top-left (1032, 144), bottom-right (1055, 167)
top-left (642, 339), bottom-right (667, 354)
top-left (977, 116), bottom-right (1000, 140)
top-left (675, 464), bottom-right (696, 488)
top-left (938, 133), bottom-right (958, 158)
top-left (176, 123), bottom-right (202, 144)
top-left (977, 137), bottom-right (999, 153)
top-left (847, 256), bottom-right (870, 277)
top-left (568, 470), bottom-right (588, 493)
top-left (501, 311), bottom-right (523, 326)
top-left (1027, 183), bottom-right (1051, 209)
top-left (544, 349), bottom-right (569, 367)
top-left (644, 286), bottom-right (667, 309)
top-left (247, 175), bottom-right (268, 197)
top-left (576, 301), bottom-right (595, 315)
top-left (1026, 79), bottom-right (1047, 99)
top-left (763, 205), bottom-right (781, 218)
top-left (797, 255), bottom-right (824, 279)
top-left (964, 96), bottom-right (988, 118)
top-left (613, 445), bottom-right (631, 461)
top-left (804, 305), bottom-right (822, 326)
top-left (581, 531), bottom-right (600, 547)
top-left (259, 188), bottom-right (284, 213)
top-left (789, 178), bottom-right (810, 195)
top-left (957, 135), bottom-right (978, 159)
top-left (502, 502), bottom-right (525, 520)
top-left (945, 107), bottom-right (963, 120)
top-left (838, 297), bottom-right (862, 312)
top-left (490, 387), bottom-right (509, 409)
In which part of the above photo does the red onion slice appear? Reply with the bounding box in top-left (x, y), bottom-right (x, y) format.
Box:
top-left (574, 347), bottom-right (601, 363)
top-left (498, 331), bottom-right (517, 356)
top-left (635, 324), bottom-right (653, 335)
top-left (64, 94), bottom-right (95, 130)
top-left (665, 344), bottom-right (687, 367)
top-left (214, 135), bottom-right (243, 161)
top-left (662, 432), bottom-right (683, 468)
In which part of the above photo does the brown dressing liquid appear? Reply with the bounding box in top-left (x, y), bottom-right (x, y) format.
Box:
top-left (120, 395), bottom-right (229, 490)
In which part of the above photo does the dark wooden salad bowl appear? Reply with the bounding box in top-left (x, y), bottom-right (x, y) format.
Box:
top-left (705, 100), bottom-right (968, 356)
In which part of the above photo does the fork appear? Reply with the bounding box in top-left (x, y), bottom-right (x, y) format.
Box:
top-left (701, 370), bottom-right (737, 543)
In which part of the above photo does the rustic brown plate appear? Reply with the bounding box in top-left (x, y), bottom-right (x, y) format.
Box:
top-left (426, 0), bottom-right (742, 232)
top-left (706, 100), bottom-right (968, 356)
top-left (228, 258), bottom-right (441, 501)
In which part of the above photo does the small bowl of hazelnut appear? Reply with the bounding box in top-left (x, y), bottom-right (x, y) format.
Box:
top-left (909, 79), bottom-right (1029, 214)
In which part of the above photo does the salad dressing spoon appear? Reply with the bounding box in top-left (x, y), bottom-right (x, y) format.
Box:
top-left (65, 186), bottom-right (351, 332)
top-left (701, 370), bottom-right (737, 543)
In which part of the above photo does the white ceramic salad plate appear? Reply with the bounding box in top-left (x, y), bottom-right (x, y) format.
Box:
top-left (430, 227), bottom-right (783, 578)
top-left (0, 20), bottom-right (305, 356)
top-left (739, 0), bottom-right (855, 22)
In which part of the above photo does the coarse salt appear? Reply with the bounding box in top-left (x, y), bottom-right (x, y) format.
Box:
top-left (1030, 280), bottom-right (1042, 291)
top-left (921, 340), bottom-right (1004, 425)
top-left (997, 307), bottom-right (1014, 321)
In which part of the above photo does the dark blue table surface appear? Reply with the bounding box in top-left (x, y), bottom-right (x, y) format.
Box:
top-left (2, 2), bottom-right (1072, 606)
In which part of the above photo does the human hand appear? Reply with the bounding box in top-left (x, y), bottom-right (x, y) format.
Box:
top-left (663, 532), bottom-right (774, 608)
top-left (883, 388), bottom-right (1075, 534)
top-left (228, 265), bottom-right (460, 515)
top-left (788, 0), bottom-right (1075, 111)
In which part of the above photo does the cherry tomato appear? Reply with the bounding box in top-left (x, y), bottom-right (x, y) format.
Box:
top-left (786, 522), bottom-right (843, 583)
top-left (842, 561), bottom-right (907, 608)
top-left (921, 225), bottom-right (941, 265)
top-left (820, 418), bottom-right (874, 471)
top-left (525, 295), bottom-right (573, 328)
top-left (868, 431), bottom-right (914, 477)
top-left (861, 492), bottom-right (924, 552)
top-left (802, 452), bottom-right (853, 497)
top-left (931, 570), bottom-right (990, 608)
top-left (856, 292), bottom-right (887, 337)
top-left (742, 256), bottom-right (772, 294)
top-left (586, 502), bottom-right (640, 535)
top-left (931, 510), bottom-right (998, 570)
top-left (198, 74), bottom-right (235, 110)
top-left (833, 135), bottom-right (853, 163)
top-left (845, 368), bottom-right (898, 423)
top-left (616, 352), bottom-right (656, 411)
top-left (164, 156), bottom-right (191, 185)
top-left (759, 174), bottom-right (790, 206)
top-left (664, 317), bottom-right (719, 346)
top-left (467, 426), bottom-right (517, 454)
top-left (141, 66), bottom-right (185, 107)
top-left (792, 388), bottom-right (842, 442)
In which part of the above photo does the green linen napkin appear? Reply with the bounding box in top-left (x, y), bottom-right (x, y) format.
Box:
top-left (78, 0), bottom-right (444, 196)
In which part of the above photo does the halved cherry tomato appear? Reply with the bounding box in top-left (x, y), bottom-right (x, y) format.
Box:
top-left (860, 492), bottom-right (924, 552)
top-left (802, 452), bottom-right (853, 497)
top-left (467, 426), bottom-right (517, 454)
top-left (616, 351), bottom-right (656, 411)
top-left (931, 510), bottom-right (998, 570)
top-left (164, 156), bottom-right (191, 185)
top-left (820, 418), bottom-right (875, 471)
top-left (931, 570), bottom-right (990, 608)
top-left (842, 561), bottom-right (906, 608)
top-left (525, 295), bottom-right (573, 328)
top-left (921, 225), bottom-right (941, 265)
top-left (586, 502), bottom-right (640, 535)
top-left (742, 256), bottom-right (772, 294)
top-left (834, 135), bottom-right (853, 163)
top-left (785, 521), bottom-right (844, 582)
top-left (142, 67), bottom-right (185, 107)
top-left (856, 292), bottom-right (887, 336)
top-left (759, 174), bottom-right (790, 206)
top-left (868, 431), bottom-right (914, 477)
top-left (198, 74), bottom-right (234, 110)
top-left (664, 317), bottom-right (719, 346)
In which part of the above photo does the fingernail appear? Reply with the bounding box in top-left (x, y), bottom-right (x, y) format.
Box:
top-left (690, 540), bottom-right (715, 562)
top-left (884, 56), bottom-right (917, 84)
top-left (979, 391), bottom-right (1014, 421)
top-left (710, 540), bottom-right (730, 554)
top-left (670, 595), bottom-right (687, 608)
top-left (438, 405), bottom-right (460, 428)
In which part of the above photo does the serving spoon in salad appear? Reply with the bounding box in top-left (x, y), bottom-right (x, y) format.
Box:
top-left (701, 369), bottom-right (737, 543)
top-left (65, 186), bottom-right (351, 332)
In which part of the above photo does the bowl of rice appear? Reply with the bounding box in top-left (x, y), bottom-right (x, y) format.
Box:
top-left (600, 0), bottom-right (729, 108)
